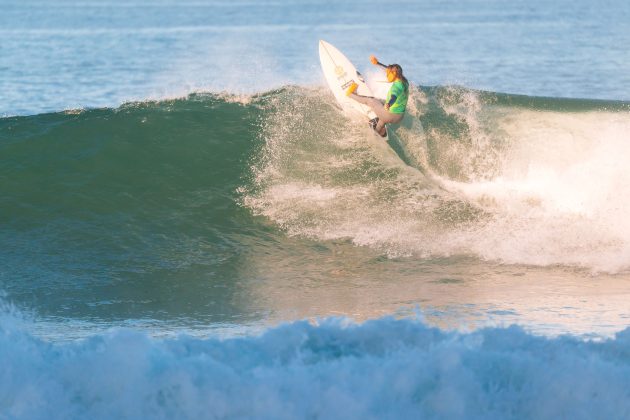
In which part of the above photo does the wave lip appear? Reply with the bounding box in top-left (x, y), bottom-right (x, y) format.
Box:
top-left (2, 316), bottom-right (630, 419)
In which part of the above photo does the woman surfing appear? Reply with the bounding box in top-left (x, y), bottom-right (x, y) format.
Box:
top-left (346, 55), bottom-right (409, 137)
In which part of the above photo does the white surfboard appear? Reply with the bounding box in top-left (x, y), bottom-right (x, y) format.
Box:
top-left (318, 40), bottom-right (379, 121)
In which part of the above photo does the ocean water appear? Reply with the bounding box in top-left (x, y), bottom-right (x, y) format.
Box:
top-left (2, 0), bottom-right (630, 418)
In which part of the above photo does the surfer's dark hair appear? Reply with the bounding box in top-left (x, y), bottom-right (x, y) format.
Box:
top-left (387, 64), bottom-right (409, 89)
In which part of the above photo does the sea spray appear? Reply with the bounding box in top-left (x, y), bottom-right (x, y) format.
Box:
top-left (244, 86), bottom-right (630, 272)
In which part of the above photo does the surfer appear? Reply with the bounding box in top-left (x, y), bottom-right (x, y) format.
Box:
top-left (346, 55), bottom-right (409, 137)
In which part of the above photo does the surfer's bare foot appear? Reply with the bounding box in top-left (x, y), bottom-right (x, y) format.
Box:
top-left (345, 82), bottom-right (358, 96)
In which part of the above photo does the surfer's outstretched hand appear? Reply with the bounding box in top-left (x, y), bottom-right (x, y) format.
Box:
top-left (370, 55), bottom-right (379, 65)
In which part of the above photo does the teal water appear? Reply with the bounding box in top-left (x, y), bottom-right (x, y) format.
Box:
top-left (3, 1), bottom-right (630, 417)
top-left (2, 95), bottom-right (261, 324)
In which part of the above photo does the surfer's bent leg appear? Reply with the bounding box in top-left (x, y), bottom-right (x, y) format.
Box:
top-left (373, 113), bottom-right (402, 136)
top-left (349, 93), bottom-right (404, 136)
top-left (349, 94), bottom-right (389, 120)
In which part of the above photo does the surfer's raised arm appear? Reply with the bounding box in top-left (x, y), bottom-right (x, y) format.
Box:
top-left (369, 55), bottom-right (388, 69)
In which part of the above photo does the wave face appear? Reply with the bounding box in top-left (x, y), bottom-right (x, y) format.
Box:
top-left (1, 94), bottom-right (269, 322)
top-left (2, 88), bottom-right (630, 311)
top-left (2, 312), bottom-right (630, 419)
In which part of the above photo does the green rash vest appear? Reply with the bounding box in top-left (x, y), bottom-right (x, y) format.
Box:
top-left (386, 80), bottom-right (409, 114)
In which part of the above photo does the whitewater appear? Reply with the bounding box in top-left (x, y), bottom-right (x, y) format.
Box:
top-left (3, 312), bottom-right (630, 419)
top-left (2, 0), bottom-right (630, 418)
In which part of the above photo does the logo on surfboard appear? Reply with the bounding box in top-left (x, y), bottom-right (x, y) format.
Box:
top-left (335, 65), bottom-right (348, 81)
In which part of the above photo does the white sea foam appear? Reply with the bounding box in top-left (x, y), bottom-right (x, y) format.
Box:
top-left (444, 110), bottom-right (630, 272)
top-left (2, 309), bottom-right (630, 419)
top-left (245, 88), bottom-right (630, 273)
